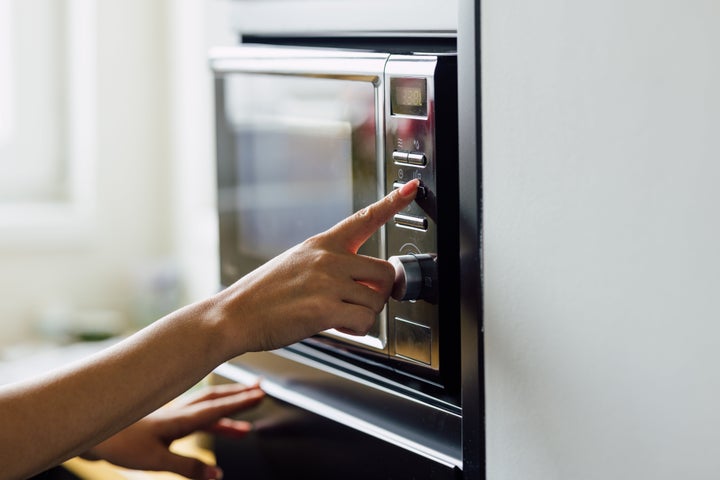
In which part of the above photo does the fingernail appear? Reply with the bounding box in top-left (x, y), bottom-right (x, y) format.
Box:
top-left (398, 179), bottom-right (418, 197)
top-left (204, 465), bottom-right (224, 480)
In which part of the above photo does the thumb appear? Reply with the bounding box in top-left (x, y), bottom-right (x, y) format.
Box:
top-left (161, 452), bottom-right (224, 480)
top-left (327, 179), bottom-right (419, 253)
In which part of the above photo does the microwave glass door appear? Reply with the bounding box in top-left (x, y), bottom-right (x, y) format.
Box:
top-left (224, 74), bottom-right (377, 259)
top-left (215, 57), bottom-right (387, 351)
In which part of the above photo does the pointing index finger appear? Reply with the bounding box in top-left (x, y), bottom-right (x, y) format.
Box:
top-left (329, 179), bottom-right (420, 253)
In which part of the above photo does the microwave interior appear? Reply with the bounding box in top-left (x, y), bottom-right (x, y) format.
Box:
top-left (213, 38), bottom-right (460, 410)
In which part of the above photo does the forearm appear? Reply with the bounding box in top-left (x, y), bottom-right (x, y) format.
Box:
top-left (0, 298), bottom-right (236, 480)
top-left (0, 181), bottom-right (419, 480)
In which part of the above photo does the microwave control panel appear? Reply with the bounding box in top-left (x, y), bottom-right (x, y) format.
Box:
top-left (384, 54), bottom-right (456, 375)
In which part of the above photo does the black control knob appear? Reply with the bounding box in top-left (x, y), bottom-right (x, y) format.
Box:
top-left (388, 254), bottom-right (438, 304)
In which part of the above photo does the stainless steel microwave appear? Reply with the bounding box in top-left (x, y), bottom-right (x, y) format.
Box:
top-left (211, 43), bottom-right (459, 408)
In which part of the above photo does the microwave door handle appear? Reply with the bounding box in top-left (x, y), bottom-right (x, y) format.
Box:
top-left (209, 46), bottom-right (389, 84)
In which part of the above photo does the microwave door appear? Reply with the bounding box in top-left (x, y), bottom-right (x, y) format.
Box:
top-left (212, 46), bottom-right (390, 353)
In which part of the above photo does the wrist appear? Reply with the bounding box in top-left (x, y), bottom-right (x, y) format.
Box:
top-left (195, 289), bottom-right (252, 362)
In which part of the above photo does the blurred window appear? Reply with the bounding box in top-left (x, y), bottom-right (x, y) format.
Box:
top-left (0, 0), bottom-right (69, 204)
top-left (0, 0), bottom-right (95, 247)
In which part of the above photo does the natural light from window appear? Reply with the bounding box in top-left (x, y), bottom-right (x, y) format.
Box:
top-left (0, 0), bottom-right (96, 249)
top-left (0, 0), bottom-right (70, 205)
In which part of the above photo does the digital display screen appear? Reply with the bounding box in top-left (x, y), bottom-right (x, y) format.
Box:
top-left (391, 77), bottom-right (427, 117)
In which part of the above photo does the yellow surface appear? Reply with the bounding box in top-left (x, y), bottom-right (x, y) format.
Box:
top-left (62, 435), bottom-right (215, 479)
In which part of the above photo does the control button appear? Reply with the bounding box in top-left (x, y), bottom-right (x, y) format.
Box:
top-left (407, 152), bottom-right (427, 166)
top-left (394, 213), bottom-right (428, 231)
top-left (388, 253), bottom-right (438, 303)
top-left (392, 150), bottom-right (426, 168)
top-left (392, 151), bottom-right (410, 163)
top-left (393, 181), bottom-right (427, 199)
top-left (394, 317), bottom-right (432, 365)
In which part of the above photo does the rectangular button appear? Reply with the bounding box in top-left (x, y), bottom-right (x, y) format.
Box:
top-left (406, 152), bottom-right (427, 166)
top-left (394, 213), bottom-right (428, 231)
top-left (393, 181), bottom-right (427, 199)
top-left (392, 151), bottom-right (410, 163)
top-left (394, 317), bottom-right (432, 365)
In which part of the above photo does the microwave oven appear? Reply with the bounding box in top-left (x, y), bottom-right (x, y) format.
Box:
top-left (211, 42), bottom-right (460, 408)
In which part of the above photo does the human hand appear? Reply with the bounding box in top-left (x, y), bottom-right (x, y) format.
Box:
top-left (213, 179), bottom-right (420, 354)
top-left (82, 383), bottom-right (264, 480)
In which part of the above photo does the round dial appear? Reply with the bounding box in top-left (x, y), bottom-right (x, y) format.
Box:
top-left (388, 253), bottom-right (438, 303)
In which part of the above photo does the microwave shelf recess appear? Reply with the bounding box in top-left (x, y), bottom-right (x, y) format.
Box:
top-left (211, 44), bottom-right (459, 408)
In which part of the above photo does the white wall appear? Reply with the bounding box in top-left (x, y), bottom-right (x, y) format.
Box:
top-left (483, 0), bottom-right (720, 478)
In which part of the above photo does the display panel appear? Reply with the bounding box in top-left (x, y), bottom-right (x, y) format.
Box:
top-left (390, 77), bottom-right (427, 117)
